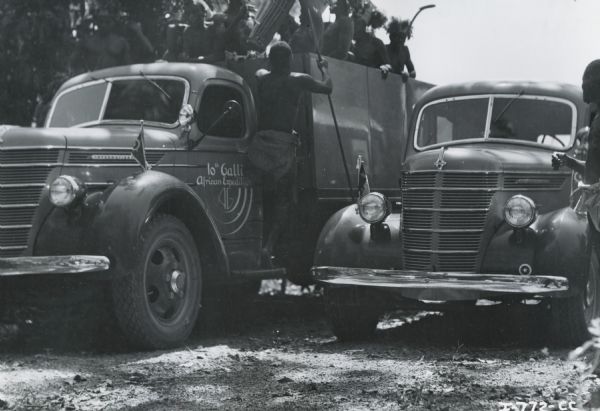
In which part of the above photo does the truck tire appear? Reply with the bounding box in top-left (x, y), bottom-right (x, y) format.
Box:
top-left (325, 287), bottom-right (380, 342)
top-left (111, 214), bottom-right (202, 350)
top-left (550, 239), bottom-right (600, 346)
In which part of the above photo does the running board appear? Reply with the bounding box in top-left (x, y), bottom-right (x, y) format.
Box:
top-left (231, 268), bottom-right (287, 280)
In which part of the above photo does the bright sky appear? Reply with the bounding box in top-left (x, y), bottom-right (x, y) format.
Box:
top-left (370, 0), bottom-right (600, 87)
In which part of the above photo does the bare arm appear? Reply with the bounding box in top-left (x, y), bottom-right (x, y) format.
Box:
top-left (294, 70), bottom-right (332, 95)
top-left (567, 157), bottom-right (586, 175)
top-left (255, 68), bottom-right (269, 78)
top-left (405, 48), bottom-right (416, 77)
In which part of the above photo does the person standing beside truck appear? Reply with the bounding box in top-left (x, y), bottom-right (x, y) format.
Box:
top-left (252, 41), bottom-right (333, 265)
top-left (553, 59), bottom-right (600, 183)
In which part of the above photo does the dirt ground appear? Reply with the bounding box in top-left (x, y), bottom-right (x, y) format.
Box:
top-left (1, 281), bottom-right (600, 411)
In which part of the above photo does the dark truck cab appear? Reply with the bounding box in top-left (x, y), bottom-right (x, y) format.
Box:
top-left (0, 57), bottom-right (431, 349)
top-left (313, 81), bottom-right (596, 344)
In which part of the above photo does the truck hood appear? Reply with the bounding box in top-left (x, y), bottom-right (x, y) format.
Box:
top-left (0, 126), bottom-right (181, 150)
top-left (404, 144), bottom-right (558, 173)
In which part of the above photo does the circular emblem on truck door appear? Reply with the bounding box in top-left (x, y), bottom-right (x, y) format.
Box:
top-left (215, 186), bottom-right (254, 236)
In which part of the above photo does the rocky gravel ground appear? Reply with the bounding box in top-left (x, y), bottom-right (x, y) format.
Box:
top-left (0, 281), bottom-right (599, 410)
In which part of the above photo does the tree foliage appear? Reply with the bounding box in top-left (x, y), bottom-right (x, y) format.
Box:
top-left (0, 0), bottom-right (173, 126)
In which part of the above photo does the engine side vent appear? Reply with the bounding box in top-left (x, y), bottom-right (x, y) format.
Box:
top-left (503, 173), bottom-right (568, 190)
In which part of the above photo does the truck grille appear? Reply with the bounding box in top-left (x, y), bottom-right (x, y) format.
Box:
top-left (0, 149), bottom-right (60, 257)
top-left (402, 172), bottom-right (499, 272)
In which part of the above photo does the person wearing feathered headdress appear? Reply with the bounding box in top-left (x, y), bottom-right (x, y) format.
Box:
top-left (351, 10), bottom-right (390, 70)
top-left (386, 17), bottom-right (415, 81)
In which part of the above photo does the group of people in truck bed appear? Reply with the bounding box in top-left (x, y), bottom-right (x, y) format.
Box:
top-left (33, 0), bottom-right (418, 127)
top-left (166, 0), bottom-right (417, 80)
top-left (68, 0), bottom-right (417, 80)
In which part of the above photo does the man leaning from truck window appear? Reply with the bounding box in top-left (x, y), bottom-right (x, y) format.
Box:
top-left (252, 41), bottom-right (333, 266)
top-left (553, 59), bottom-right (600, 183)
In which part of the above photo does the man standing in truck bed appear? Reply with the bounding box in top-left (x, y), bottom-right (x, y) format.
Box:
top-left (252, 41), bottom-right (333, 265)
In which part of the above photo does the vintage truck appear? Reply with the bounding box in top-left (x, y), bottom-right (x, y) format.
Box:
top-left (312, 81), bottom-right (596, 345)
top-left (0, 55), bottom-right (431, 349)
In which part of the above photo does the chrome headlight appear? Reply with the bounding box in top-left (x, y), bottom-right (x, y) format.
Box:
top-left (49, 175), bottom-right (85, 207)
top-left (504, 195), bottom-right (536, 228)
top-left (358, 192), bottom-right (389, 224)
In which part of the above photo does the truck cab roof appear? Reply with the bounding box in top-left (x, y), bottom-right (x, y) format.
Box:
top-left (416, 80), bottom-right (583, 108)
top-left (58, 62), bottom-right (247, 95)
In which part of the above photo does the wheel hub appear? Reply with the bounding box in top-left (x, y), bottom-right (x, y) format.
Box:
top-left (169, 270), bottom-right (186, 296)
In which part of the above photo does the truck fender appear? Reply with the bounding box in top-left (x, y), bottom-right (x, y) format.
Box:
top-left (89, 170), bottom-right (229, 279)
top-left (482, 206), bottom-right (588, 293)
top-left (586, 191), bottom-right (600, 233)
top-left (533, 207), bottom-right (588, 291)
top-left (313, 205), bottom-right (402, 269)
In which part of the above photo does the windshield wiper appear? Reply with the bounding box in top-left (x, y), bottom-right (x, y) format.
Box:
top-left (492, 90), bottom-right (524, 125)
top-left (139, 70), bottom-right (172, 102)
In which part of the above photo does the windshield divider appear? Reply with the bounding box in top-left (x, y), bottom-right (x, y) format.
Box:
top-left (484, 96), bottom-right (494, 140)
top-left (98, 82), bottom-right (112, 123)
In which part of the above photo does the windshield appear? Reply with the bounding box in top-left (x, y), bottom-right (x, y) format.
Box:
top-left (47, 77), bottom-right (187, 128)
top-left (416, 95), bottom-right (576, 150)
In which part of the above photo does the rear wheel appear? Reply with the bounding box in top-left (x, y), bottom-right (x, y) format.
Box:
top-left (112, 214), bottom-right (202, 350)
top-left (325, 287), bottom-right (380, 341)
top-left (550, 239), bottom-right (600, 346)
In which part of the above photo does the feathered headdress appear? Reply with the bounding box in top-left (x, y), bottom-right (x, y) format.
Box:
top-left (387, 17), bottom-right (412, 39)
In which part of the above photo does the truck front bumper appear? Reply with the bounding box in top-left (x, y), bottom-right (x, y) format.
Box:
top-left (0, 255), bottom-right (110, 277)
top-left (312, 266), bottom-right (570, 301)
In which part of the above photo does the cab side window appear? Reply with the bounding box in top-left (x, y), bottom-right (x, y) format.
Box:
top-left (197, 85), bottom-right (246, 138)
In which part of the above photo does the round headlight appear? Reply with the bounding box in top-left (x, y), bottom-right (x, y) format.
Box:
top-left (358, 192), bottom-right (389, 224)
top-left (179, 104), bottom-right (195, 127)
top-left (49, 175), bottom-right (84, 207)
top-left (504, 195), bottom-right (536, 228)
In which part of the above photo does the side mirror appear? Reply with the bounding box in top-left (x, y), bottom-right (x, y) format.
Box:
top-left (195, 99), bottom-right (241, 130)
top-left (356, 155), bottom-right (370, 199)
top-left (222, 100), bottom-right (242, 119)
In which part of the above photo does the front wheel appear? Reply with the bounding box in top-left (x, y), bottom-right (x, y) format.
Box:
top-left (112, 214), bottom-right (202, 350)
top-left (550, 240), bottom-right (600, 346)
